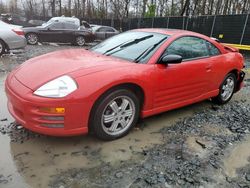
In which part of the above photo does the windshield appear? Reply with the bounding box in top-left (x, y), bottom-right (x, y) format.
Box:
top-left (90, 31), bottom-right (168, 63)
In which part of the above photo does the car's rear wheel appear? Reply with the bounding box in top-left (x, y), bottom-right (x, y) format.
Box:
top-left (212, 73), bottom-right (236, 104)
top-left (0, 40), bottom-right (6, 56)
top-left (90, 89), bottom-right (140, 140)
top-left (75, 36), bottom-right (85, 46)
top-left (26, 33), bottom-right (38, 45)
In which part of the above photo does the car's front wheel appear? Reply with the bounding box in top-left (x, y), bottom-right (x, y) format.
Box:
top-left (26, 33), bottom-right (38, 45)
top-left (90, 89), bottom-right (140, 140)
top-left (75, 36), bottom-right (86, 46)
top-left (0, 40), bottom-right (6, 56)
top-left (212, 73), bottom-right (236, 104)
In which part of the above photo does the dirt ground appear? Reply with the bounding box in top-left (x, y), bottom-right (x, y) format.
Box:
top-left (0, 45), bottom-right (250, 188)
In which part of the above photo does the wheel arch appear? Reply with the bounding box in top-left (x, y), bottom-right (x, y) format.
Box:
top-left (228, 69), bottom-right (238, 79)
top-left (88, 82), bottom-right (145, 131)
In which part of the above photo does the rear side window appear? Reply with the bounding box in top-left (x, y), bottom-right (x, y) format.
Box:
top-left (165, 36), bottom-right (210, 60)
top-left (206, 41), bottom-right (221, 56)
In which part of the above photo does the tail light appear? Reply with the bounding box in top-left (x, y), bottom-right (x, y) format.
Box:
top-left (12, 28), bottom-right (24, 36)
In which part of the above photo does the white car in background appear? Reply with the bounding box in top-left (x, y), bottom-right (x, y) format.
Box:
top-left (0, 21), bottom-right (26, 56)
top-left (91, 25), bottom-right (119, 40)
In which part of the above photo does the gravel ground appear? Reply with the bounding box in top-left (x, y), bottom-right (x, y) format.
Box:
top-left (0, 45), bottom-right (250, 188)
top-left (48, 93), bottom-right (250, 188)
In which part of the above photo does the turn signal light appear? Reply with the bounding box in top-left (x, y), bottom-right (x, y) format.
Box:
top-left (39, 107), bottom-right (65, 114)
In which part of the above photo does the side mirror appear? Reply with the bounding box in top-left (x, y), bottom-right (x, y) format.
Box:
top-left (159, 54), bottom-right (182, 64)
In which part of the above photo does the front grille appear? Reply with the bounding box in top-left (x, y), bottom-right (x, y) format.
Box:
top-left (40, 123), bottom-right (64, 128)
top-left (41, 116), bottom-right (64, 121)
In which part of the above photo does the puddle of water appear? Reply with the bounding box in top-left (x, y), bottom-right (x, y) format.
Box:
top-left (0, 73), bottom-right (29, 188)
top-left (223, 135), bottom-right (250, 177)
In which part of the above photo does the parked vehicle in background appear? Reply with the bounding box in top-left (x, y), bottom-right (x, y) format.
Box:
top-left (23, 20), bottom-right (95, 46)
top-left (0, 21), bottom-right (26, 56)
top-left (0, 13), bottom-right (28, 27)
top-left (91, 25), bottom-right (119, 40)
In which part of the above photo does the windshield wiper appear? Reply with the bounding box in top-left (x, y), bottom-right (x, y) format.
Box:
top-left (134, 36), bottom-right (168, 63)
top-left (103, 35), bottom-right (154, 55)
top-left (102, 40), bottom-right (130, 55)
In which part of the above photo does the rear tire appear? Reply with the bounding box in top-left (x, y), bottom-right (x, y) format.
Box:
top-left (90, 89), bottom-right (140, 140)
top-left (0, 40), bottom-right (6, 56)
top-left (212, 73), bottom-right (236, 104)
top-left (75, 36), bottom-right (86, 46)
top-left (26, 33), bottom-right (38, 45)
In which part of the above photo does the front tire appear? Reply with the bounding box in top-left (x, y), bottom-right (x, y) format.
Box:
top-left (0, 40), bottom-right (6, 56)
top-left (90, 89), bottom-right (140, 140)
top-left (212, 73), bottom-right (236, 104)
top-left (26, 33), bottom-right (38, 45)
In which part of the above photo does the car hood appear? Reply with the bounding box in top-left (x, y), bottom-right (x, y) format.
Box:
top-left (14, 49), bottom-right (134, 91)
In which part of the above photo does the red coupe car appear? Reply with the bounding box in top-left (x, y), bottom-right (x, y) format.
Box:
top-left (5, 29), bottom-right (245, 140)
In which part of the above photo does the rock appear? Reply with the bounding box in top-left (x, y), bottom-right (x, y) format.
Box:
top-left (115, 172), bottom-right (123, 178)
top-left (16, 125), bottom-right (23, 130)
top-left (211, 105), bottom-right (219, 111)
top-left (245, 174), bottom-right (250, 181)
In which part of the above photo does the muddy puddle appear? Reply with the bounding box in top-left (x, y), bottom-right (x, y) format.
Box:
top-left (224, 136), bottom-right (250, 178)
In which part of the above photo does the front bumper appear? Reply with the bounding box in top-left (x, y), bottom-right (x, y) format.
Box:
top-left (5, 75), bottom-right (89, 136)
top-left (7, 36), bottom-right (27, 50)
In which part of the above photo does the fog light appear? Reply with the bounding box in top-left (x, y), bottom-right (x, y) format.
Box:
top-left (40, 107), bottom-right (65, 114)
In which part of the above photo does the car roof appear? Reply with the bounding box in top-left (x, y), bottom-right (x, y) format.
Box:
top-left (133, 28), bottom-right (200, 36)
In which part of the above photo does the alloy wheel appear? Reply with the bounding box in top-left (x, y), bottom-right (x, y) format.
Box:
top-left (27, 34), bottom-right (38, 45)
top-left (101, 96), bottom-right (135, 136)
top-left (221, 76), bottom-right (235, 101)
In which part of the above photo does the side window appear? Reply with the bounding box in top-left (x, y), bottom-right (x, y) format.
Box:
top-left (49, 22), bottom-right (64, 30)
top-left (165, 36), bottom-right (210, 60)
top-left (206, 41), bottom-right (221, 56)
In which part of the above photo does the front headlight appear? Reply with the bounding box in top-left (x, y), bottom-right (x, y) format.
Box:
top-left (34, 75), bottom-right (77, 98)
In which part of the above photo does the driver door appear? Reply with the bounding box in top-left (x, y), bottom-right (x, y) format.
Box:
top-left (153, 36), bottom-right (212, 109)
top-left (39, 22), bottom-right (64, 42)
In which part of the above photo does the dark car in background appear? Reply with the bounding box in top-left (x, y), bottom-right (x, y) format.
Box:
top-left (23, 21), bottom-right (95, 46)
top-left (0, 13), bottom-right (29, 27)
top-left (91, 25), bottom-right (119, 40)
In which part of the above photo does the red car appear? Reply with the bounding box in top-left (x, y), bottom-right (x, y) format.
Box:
top-left (5, 29), bottom-right (245, 140)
